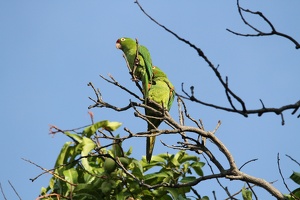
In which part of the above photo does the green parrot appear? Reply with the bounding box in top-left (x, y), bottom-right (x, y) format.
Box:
top-left (145, 66), bottom-right (175, 163)
top-left (116, 37), bottom-right (153, 100)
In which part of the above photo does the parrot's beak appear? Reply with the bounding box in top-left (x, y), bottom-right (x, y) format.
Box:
top-left (115, 42), bottom-right (121, 49)
top-left (116, 39), bottom-right (122, 49)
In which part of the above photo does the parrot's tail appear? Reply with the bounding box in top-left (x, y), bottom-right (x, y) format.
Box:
top-left (146, 135), bottom-right (156, 163)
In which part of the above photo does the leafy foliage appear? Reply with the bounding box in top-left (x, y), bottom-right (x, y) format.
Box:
top-left (284, 171), bottom-right (300, 200)
top-left (38, 120), bottom-right (208, 200)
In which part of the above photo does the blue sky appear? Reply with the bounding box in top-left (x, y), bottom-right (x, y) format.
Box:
top-left (1, 1), bottom-right (300, 199)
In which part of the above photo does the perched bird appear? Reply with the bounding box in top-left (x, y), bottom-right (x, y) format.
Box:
top-left (116, 37), bottom-right (153, 100)
top-left (146, 66), bottom-right (175, 162)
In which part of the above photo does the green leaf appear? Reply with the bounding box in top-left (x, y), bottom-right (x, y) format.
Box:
top-left (144, 171), bottom-right (173, 181)
top-left (178, 153), bottom-right (199, 163)
top-left (40, 187), bottom-right (47, 195)
top-left (157, 153), bottom-right (171, 159)
top-left (170, 154), bottom-right (181, 167)
top-left (125, 146), bottom-right (133, 156)
top-left (82, 120), bottom-right (122, 137)
top-left (63, 168), bottom-right (78, 184)
top-left (150, 154), bottom-right (167, 163)
top-left (73, 185), bottom-right (102, 199)
top-left (190, 162), bottom-right (205, 176)
top-left (152, 187), bottom-right (168, 197)
top-left (80, 137), bottom-right (96, 172)
top-left (131, 160), bottom-right (144, 178)
top-left (160, 194), bottom-right (173, 200)
top-left (174, 151), bottom-right (186, 161)
top-left (64, 131), bottom-right (83, 143)
top-left (180, 176), bottom-right (196, 183)
top-left (290, 171), bottom-right (300, 185)
top-left (54, 142), bottom-right (72, 166)
top-left (63, 168), bottom-right (78, 192)
top-left (242, 187), bottom-right (252, 200)
top-left (112, 134), bottom-right (123, 157)
top-left (116, 192), bottom-right (125, 200)
top-left (288, 188), bottom-right (300, 199)
top-left (104, 121), bottom-right (122, 131)
top-left (49, 177), bottom-right (55, 191)
top-left (167, 188), bottom-right (179, 199)
top-left (167, 188), bottom-right (187, 200)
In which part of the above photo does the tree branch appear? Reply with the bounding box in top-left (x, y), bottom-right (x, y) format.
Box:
top-left (135, 0), bottom-right (300, 123)
top-left (180, 83), bottom-right (300, 124)
top-left (227, 0), bottom-right (300, 49)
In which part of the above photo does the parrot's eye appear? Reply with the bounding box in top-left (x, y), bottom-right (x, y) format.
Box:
top-left (120, 38), bottom-right (126, 41)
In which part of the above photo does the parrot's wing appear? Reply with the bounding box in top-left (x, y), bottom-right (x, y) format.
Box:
top-left (138, 45), bottom-right (153, 86)
top-left (145, 80), bottom-right (171, 163)
top-left (166, 79), bottom-right (175, 111)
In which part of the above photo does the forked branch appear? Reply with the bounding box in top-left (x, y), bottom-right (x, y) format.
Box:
top-left (227, 0), bottom-right (300, 49)
top-left (134, 0), bottom-right (300, 124)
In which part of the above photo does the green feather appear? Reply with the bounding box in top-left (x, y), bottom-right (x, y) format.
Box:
top-left (145, 66), bottom-right (175, 162)
top-left (116, 37), bottom-right (153, 100)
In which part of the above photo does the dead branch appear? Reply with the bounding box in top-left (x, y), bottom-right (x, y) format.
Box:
top-left (134, 0), bottom-right (247, 114)
top-left (88, 71), bottom-right (285, 198)
top-left (0, 182), bottom-right (7, 200)
top-left (227, 0), bottom-right (300, 49)
top-left (286, 154), bottom-right (300, 167)
top-left (180, 83), bottom-right (300, 124)
top-left (277, 153), bottom-right (300, 200)
top-left (7, 181), bottom-right (21, 200)
top-left (134, 0), bottom-right (300, 124)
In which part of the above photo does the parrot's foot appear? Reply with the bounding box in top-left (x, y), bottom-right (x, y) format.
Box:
top-left (131, 76), bottom-right (139, 82)
top-left (129, 71), bottom-right (139, 82)
top-left (134, 58), bottom-right (140, 66)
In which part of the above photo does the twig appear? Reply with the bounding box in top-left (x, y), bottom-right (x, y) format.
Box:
top-left (246, 181), bottom-right (258, 200)
top-left (8, 181), bottom-right (21, 200)
top-left (239, 158), bottom-right (258, 170)
top-left (202, 154), bottom-right (235, 199)
top-left (286, 154), bottom-right (300, 167)
top-left (191, 187), bottom-right (202, 199)
top-left (212, 190), bottom-right (217, 200)
top-left (135, 0), bottom-right (300, 122)
top-left (179, 86), bottom-right (300, 123)
top-left (277, 153), bottom-right (298, 199)
top-left (227, 0), bottom-right (300, 49)
top-left (0, 182), bottom-right (7, 200)
top-left (134, 0), bottom-right (248, 116)
top-left (178, 95), bottom-right (202, 129)
top-left (225, 180), bottom-right (277, 200)
top-left (22, 158), bottom-right (77, 187)
top-left (100, 75), bottom-right (142, 100)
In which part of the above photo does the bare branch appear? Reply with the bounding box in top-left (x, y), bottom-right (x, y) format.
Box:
top-left (227, 0), bottom-right (300, 49)
top-left (100, 75), bottom-right (142, 100)
top-left (87, 77), bottom-right (284, 198)
top-left (286, 154), bottom-right (300, 167)
top-left (87, 81), bottom-right (142, 111)
top-left (179, 86), bottom-right (300, 122)
top-left (202, 154), bottom-right (236, 199)
top-left (277, 153), bottom-right (300, 200)
top-left (226, 180), bottom-right (278, 200)
top-left (0, 182), bottom-right (7, 200)
top-left (22, 158), bottom-right (77, 187)
top-left (7, 181), bottom-right (21, 200)
top-left (135, 0), bottom-right (247, 114)
top-left (134, 0), bottom-right (300, 122)
top-left (239, 158), bottom-right (258, 170)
